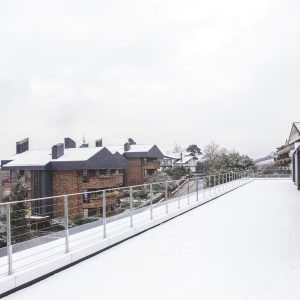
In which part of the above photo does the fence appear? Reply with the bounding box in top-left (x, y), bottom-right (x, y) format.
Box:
top-left (0, 170), bottom-right (289, 280)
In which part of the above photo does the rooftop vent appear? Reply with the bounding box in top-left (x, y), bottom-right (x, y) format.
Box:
top-left (128, 138), bottom-right (136, 145)
top-left (95, 139), bottom-right (102, 147)
top-left (80, 143), bottom-right (89, 148)
top-left (64, 137), bottom-right (76, 149)
top-left (52, 143), bottom-right (64, 159)
top-left (16, 138), bottom-right (29, 154)
top-left (124, 142), bottom-right (130, 152)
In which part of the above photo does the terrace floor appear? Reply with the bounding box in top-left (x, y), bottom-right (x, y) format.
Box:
top-left (3, 179), bottom-right (300, 300)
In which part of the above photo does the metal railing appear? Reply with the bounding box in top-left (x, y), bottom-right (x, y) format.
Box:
top-left (0, 170), bottom-right (287, 278)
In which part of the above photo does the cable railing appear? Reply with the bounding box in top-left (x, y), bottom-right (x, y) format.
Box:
top-left (0, 170), bottom-right (288, 279)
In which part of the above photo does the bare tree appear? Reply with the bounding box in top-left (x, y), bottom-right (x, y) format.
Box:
top-left (173, 143), bottom-right (183, 153)
top-left (202, 142), bottom-right (221, 164)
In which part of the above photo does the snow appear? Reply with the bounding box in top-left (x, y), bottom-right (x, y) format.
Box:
top-left (294, 122), bottom-right (300, 132)
top-left (255, 158), bottom-right (275, 166)
top-left (3, 150), bottom-right (51, 167)
top-left (2, 147), bottom-right (106, 167)
top-left (51, 147), bottom-right (103, 161)
top-left (106, 145), bottom-right (125, 154)
top-left (2, 179), bottom-right (300, 300)
top-left (107, 144), bottom-right (154, 154)
top-left (175, 156), bottom-right (197, 164)
top-left (126, 144), bottom-right (154, 153)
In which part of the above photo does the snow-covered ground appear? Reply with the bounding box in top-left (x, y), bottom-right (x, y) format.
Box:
top-left (3, 179), bottom-right (300, 300)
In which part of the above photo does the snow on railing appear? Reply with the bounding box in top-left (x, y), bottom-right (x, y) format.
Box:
top-left (0, 171), bottom-right (264, 279)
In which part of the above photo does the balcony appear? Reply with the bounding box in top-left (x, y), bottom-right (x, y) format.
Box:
top-left (143, 161), bottom-right (161, 170)
top-left (83, 174), bottom-right (124, 189)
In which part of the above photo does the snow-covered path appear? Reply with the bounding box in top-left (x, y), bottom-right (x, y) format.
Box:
top-left (4, 180), bottom-right (300, 300)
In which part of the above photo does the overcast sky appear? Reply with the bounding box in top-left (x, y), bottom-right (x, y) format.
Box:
top-left (0, 0), bottom-right (300, 159)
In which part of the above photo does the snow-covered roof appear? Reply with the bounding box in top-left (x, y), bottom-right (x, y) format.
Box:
top-left (175, 156), bottom-right (198, 164)
top-left (106, 145), bottom-right (125, 154)
top-left (3, 149), bottom-right (51, 167)
top-left (2, 147), bottom-right (127, 170)
top-left (255, 159), bottom-right (275, 166)
top-left (52, 147), bottom-right (103, 162)
top-left (294, 122), bottom-right (300, 132)
top-left (107, 144), bottom-right (155, 154)
top-left (126, 144), bottom-right (154, 153)
top-left (107, 144), bottom-right (164, 159)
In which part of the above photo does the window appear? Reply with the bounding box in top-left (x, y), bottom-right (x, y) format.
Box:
top-left (143, 158), bottom-right (148, 165)
top-left (88, 208), bottom-right (97, 217)
top-left (82, 170), bottom-right (88, 183)
top-left (82, 189), bottom-right (90, 203)
top-left (97, 169), bottom-right (108, 176)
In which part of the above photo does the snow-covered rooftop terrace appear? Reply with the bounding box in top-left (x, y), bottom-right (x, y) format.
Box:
top-left (3, 179), bottom-right (300, 300)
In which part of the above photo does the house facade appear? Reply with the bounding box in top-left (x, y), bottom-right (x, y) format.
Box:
top-left (161, 152), bottom-right (199, 173)
top-left (108, 139), bottom-right (164, 186)
top-left (1, 138), bottom-right (128, 218)
top-left (292, 143), bottom-right (300, 190)
top-left (1, 137), bottom-right (164, 217)
top-left (275, 122), bottom-right (300, 168)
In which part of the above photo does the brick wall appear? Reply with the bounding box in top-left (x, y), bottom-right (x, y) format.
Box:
top-left (52, 171), bottom-right (124, 218)
top-left (125, 158), bottom-right (161, 186)
top-left (126, 158), bottom-right (144, 186)
top-left (53, 171), bottom-right (82, 218)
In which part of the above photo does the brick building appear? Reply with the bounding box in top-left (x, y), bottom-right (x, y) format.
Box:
top-left (1, 137), bottom-right (164, 217)
top-left (108, 139), bottom-right (164, 186)
top-left (1, 138), bottom-right (128, 217)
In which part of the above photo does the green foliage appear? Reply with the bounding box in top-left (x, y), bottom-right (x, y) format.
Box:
top-left (133, 190), bottom-right (148, 200)
top-left (105, 191), bottom-right (120, 198)
top-left (207, 152), bottom-right (257, 175)
top-left (186, 144), bottom-right (202, 156)
top-left (10, 179), bottom-right (33, 244)
top-left (72, 215), bottom-right (98, 226)
top-left (145, 171), bottom-right (172, 184)
top-left (165, 166), bottom-right (191, 180)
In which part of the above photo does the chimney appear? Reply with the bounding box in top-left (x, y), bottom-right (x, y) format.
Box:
top-left (52, 143), bottom-right (64, 159)
top-left (180, 152), bottom-right (183, 162)
top-left (124, 142), bottom-right (130, 152)
top-left (64, 137), bottom-right (76, 149)
top-left (16, 138), bottom-right (29, 154)
top-left (128, 138), bottom-right (136, 145)
top-left (80, 143), bottom-right (89, 148)
top-left (95, 138), bottom-right (103, 147)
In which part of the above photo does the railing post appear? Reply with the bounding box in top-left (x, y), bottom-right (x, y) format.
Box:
top-left (103, 191), bottom-right (107, 238)
top-left (187, 178), bottom-right (190, 205)
top-left (165, 181), bottom-right (168, 214)
top-left (64, 196), bottom-right (70, 253)
top-left (214, 175), bottom-right (216, 194)
top-left (6, 203), bottom-right (13, 275)
top-left (177, 181), bottom-right (180, 209)
top-left (203, 176), bottom-right (206, 200)
top-left (150, 184), bottom-right (153, 220)
top-left (209, 176), bottom-right (211, 195)
top-left (196, 177), bottom-right (199, 202)
top-left (218, 174), bottom-right (221, 193)
top-left (130, 186), bottom-right (133, 228)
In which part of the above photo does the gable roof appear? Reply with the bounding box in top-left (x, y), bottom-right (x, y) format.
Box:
top-left (288, 122), bottom-right (300, 144)
top-left (294, 122), bottom-right (300, 132)
top-left (2, 150), bottom-right (51, 169)
top-left (175, 156), bottom-right (198, 164)
top-left (1, 147), bottom-right (128, 171)
top-left (123, 145), bottom-right (164, 159)
top-left (107, 144), bottom-right (164, 159)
